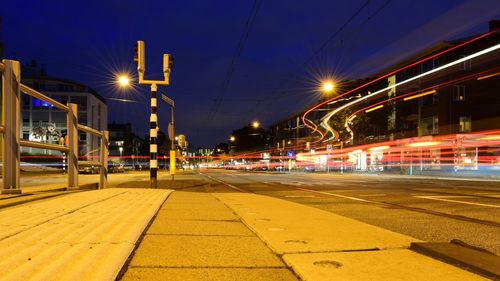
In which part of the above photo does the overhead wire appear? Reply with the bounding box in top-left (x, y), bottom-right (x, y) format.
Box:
top-left (204, 0), bottom-right (263, 124)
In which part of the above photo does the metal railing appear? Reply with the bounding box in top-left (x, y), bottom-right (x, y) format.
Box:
top-left (1, 59), bottom-right (109, 194)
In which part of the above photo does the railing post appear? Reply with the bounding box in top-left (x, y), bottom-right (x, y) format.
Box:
top-left (1, 60), bottom-right (21, 194)
top-left (99, 130), bottom-right (108, 189)
top-left (67, 103), bottom-right (78, 189)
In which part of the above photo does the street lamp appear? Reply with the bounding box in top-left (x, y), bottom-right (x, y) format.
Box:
top-left (117, 75), bottom-right (130, 87)
top-left (229, 136), bottom-right (236, 142)
top-left (252, 121), bottom-right (260, 129)
top-left (322, 81), bottom-right (335, 94)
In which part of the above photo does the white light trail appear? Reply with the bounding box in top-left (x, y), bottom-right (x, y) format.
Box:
top-left (320, 43), bottom-right (500, 140)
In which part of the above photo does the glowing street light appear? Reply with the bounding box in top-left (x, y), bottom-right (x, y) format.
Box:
top-left (322, 81), bottom-right (335, 94)
top-left (252, 121), bottom-right (260, 129)
top-left (117, 75), bottom-right (130, 87)
top-left (229, 136), bottom-right (236, 142)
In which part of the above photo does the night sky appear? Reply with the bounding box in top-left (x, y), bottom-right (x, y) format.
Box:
top-left (2, 0), bottom-right (499, 148)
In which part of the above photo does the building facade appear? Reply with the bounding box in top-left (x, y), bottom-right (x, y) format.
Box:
top-left (108, 122), bottom-right (143, 159)
top-left (266, 21), bottom-right (500, 172)
top-left (21, 63), bottom-right (107, 157)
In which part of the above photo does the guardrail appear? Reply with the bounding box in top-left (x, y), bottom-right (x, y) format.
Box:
top-left (1, 59), bottom-right (108, 194)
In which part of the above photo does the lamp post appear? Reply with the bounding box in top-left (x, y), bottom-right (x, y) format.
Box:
top-left (134, 40), bottom-right (174, 188)
top-left (322, 81), bottom-right (335, 172)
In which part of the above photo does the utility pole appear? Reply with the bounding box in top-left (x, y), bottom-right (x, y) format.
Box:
top-left (134, 41), bottom-right (173, 188)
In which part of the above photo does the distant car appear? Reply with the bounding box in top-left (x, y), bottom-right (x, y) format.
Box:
top-left (108, 161), bottom-right (124, 173)
top-left (78, 165), bottom-right (99, 174)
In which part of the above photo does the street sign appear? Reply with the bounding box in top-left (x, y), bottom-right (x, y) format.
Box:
top-left (287, 151), bottom-right (295, 158)
top-left (326, 144), bottom-right (333, 152)
top-left (161, 94), bottom-right (175, 107)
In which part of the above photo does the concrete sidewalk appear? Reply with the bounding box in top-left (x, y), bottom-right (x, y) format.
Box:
top-left (213, 192), bottom-right (487, 280)
top-left (121, 191), bottom-right (297, 281)
top-left (0, 178), bottom-right (491, 281)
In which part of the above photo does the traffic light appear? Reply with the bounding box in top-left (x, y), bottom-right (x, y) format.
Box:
top-left (163, 54), bottom-right (174, 81)
top-left (134, 40), bottom-right (145, 74)
top-left (133, 43), bottom-right (138, 63)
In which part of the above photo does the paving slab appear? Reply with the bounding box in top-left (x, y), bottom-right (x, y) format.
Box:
top-left (123, 191), bottom-right (298, 280)
top-left (283, 249), bottom-right (488, 281)
top-left (213, 193), bottom-right (419, 254)
top-left (122, 268), bottom-right (298, 281)
top-left (130, 235), bottom-right (284, 267)
top-left (147, 219), bottom-right (255, 236)
top-left (0, 188), bottom-right (172, 281)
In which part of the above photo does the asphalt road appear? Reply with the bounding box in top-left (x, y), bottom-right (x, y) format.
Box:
top-left (199, 169), bottom-right (500, 257)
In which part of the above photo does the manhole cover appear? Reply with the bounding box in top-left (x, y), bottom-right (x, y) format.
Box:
top-left (285, 240), bottom-right (307, 244)
top-left (267, 227), bottom-right (285, 231)
top-left (313, 260), bottom-right (342, 268)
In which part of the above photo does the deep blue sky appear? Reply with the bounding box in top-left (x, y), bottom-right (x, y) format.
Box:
top-left (1, 0), bottom-right (499, 148)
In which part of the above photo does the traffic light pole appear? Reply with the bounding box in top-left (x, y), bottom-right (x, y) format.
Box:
top-left (150, 83), bottom-right (158, 188)
top-left (134, 40), bottom-right (173, 189)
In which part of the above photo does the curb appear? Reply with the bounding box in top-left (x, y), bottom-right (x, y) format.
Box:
top-left (410, 241), bottom-right (500, 280)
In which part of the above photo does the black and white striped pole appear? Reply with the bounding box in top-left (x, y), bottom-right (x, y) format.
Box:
top-left (150, 84), bottom-right (158, 188)
top-left (134, 40), bottom-right (173, 188)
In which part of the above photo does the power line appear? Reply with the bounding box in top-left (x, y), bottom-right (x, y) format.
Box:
top-left (205, 0), bottom-right (263, 124)
top-left (253, 0), bottom-right (394, 121)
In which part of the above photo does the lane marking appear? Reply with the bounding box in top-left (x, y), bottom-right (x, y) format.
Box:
top-left (262, 181), bottom-right (277, 185)
top-left (284, 195), bottom-right (316, 198)
top-left (296, 187), bottom-right (371, 203)
top-left (205, 175), bottom-right (247, 193)
top-left (414, 196), bottom-right (500, 208)
top-left (358, 194), bottom-right (387, 197)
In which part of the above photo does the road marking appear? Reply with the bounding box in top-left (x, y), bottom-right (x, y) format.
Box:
top-left (358, 194), bottom-right (387, 197)
top-left (205, 175), bottom-right (247, 192)
top-left (281, 181), bottom-right (307, 186)
top-left (262, 181), bottom-right (277, 185)
top-left (414, 195), bottom-right (500, 208)
top-left (296, 187), bottom-right (371, 202)
top-left (284, 195), bottom-right (316, 198)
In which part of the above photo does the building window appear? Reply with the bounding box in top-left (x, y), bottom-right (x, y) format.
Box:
top-left (421, 116), bottom-right (439, 135)
top-left (459, 56), bottom-right (471, 70)
top-left (453, 85), bottom-right (465, 101)
top-left (459, 117), bottom-right (471, 132)
top-left (421, 57), bottom-right (438, 72)
top-left (79, 133), bottom-right (87, 141)
top-left (32, 98), bottom-right (41, 108)
top-left (432, 93), bottom-right (439, 104)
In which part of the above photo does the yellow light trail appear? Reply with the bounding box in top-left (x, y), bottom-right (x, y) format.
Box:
top-left (365, 104), bottom-right (384, 113)
top-left (403, 89), bottom-right (437, 101)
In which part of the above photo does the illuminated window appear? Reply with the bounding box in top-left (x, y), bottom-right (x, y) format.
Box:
top-left (32, 98), bottom-right (41, 108)
top-left (453, 85), bottom-right (465, 101)
top-left (459, 117), bottom-right (471, 132)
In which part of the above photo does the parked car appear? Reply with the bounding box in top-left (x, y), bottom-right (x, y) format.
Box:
top-left (108, 161), bottom-right (124, 173)
top-left (78, 165), bottom-right (99, 174)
